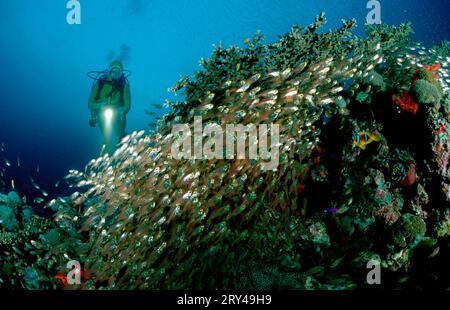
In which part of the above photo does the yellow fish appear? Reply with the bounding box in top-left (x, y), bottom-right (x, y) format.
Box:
top-left (353, 132), bottom-right (381, 150)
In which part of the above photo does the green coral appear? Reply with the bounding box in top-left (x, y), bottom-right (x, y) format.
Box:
top-left (365, 22), bottom-right (413, 52)
top-left (392, 214), bottom-right (426, 248)
top-left (22, 206), bottom-right (34, 222)
top-left (0, 192), bottom-right (21, 232)
top-left (363, 70), bottom-right (386, 91)
top-left (7, 192), bottom-right (21, 206)
top-left (436, 218), bottom-right (450, 238)
top-left (385, 149), bottom-right (414, 183)
top-left (383, 248), bottom-right (411, 271)
top-left (0, 204), bottom-right (18, 231)
top-left (356, 91), bottom-right (371, 104)
top-left (167, 13), bottom-right (357, 124)
top-left (0, 194), bottom-right (7, 204)
top-left (411, 79), bottom-right (442, 105)
top-left (363, 23), bottom-right (414, 91)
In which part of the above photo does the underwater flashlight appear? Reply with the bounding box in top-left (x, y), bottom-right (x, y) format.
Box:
top-left (104, 108), bottom-right (114, 123)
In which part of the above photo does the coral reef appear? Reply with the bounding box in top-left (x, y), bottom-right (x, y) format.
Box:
top-left (0, 191), bottom-right (83, 289)
top-left (1, 15), bottom-right (450, 290)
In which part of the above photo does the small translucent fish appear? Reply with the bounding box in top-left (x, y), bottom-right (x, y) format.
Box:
top-left (5, 159), bottom-right (11, 167)
top-left (145, 110), bottom-right (157, 116)
top-left (331, 256), bottom-right (346, 268)
top-left (46, 199), bottom-right (56, 209)
top-left (150, 103), bottom-right (163, 109)
top-left (281, 68), bottom-right (292, 79)
top-left (17, 157), bottom-right (20, 167)
top-left (429, 246), bottom-right (440, 258)
top-left (34, 197), bottom-right (44, 204)
top-left (237, 83), bottom-right (251, 93)
top-left (11, 179), bottom-right (15, 189)
top-left (284, 90), bottom-right (297, 97)
top-left (30, 177), bottom-right (41, 190)
top-left (269, 71), bottom-right (280, 77)
top-left (318, 66), bottom-right (330, 75)
top-left (0, 142), bottom-right (4, 152)
top-left (41, 189), bottom-right (48, 197)
top-left (30, 240), bottom-right (42, 248)
top-left (36, 165), bottom-right (40, 173)
top-left (320, 98), bottom-right (333, 104)
top-left (330, 86), bottom-right (343, 94)
top-left (55, 180), bottom-right (60, 188)
top-left (243, 37), bottom-right (250, 44)
top-left (201, 104), bottom-right (214, 111)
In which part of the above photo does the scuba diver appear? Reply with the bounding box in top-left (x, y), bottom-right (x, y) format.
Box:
top-left (88, 60), bottom-right (131, 155)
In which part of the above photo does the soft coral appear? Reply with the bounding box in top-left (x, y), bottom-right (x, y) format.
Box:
top-left (392, 91), bottom-right (418, 115)
top-left (392, 62), bottom-right (440, 115)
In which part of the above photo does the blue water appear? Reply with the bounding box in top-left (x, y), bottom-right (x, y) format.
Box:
top-left (0, 0), bottom-right (449, 198)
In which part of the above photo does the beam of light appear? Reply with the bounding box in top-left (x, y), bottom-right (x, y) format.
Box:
top-left (104, 108), bottom-right (114, 124)
top-left (102, 107), bottom-right (116, 155)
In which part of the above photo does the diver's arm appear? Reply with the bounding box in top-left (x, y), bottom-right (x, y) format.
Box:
top-left (123, 82), bottom-right (131, 114)
top-left (88, 81), bottom-right (101, 110)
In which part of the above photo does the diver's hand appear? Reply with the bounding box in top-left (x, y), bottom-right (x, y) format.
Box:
top-left (97, 102), bottom-right (108, 109)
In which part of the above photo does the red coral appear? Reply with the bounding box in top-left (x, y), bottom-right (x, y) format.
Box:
top-left (424, 63), bottom-right (440, 72)
top-left (54, 268), bottom-right (95, 290)
top-left (433, 123), bottom-right (446, 137)
top-left (423, 63), bottom-right (440, 81)
top-left (392, 91), bottom-right (418, 115)
top-left (399, 163), bottom-right (416, 186)
top-left (296, 183), bottom-right (305, 195)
